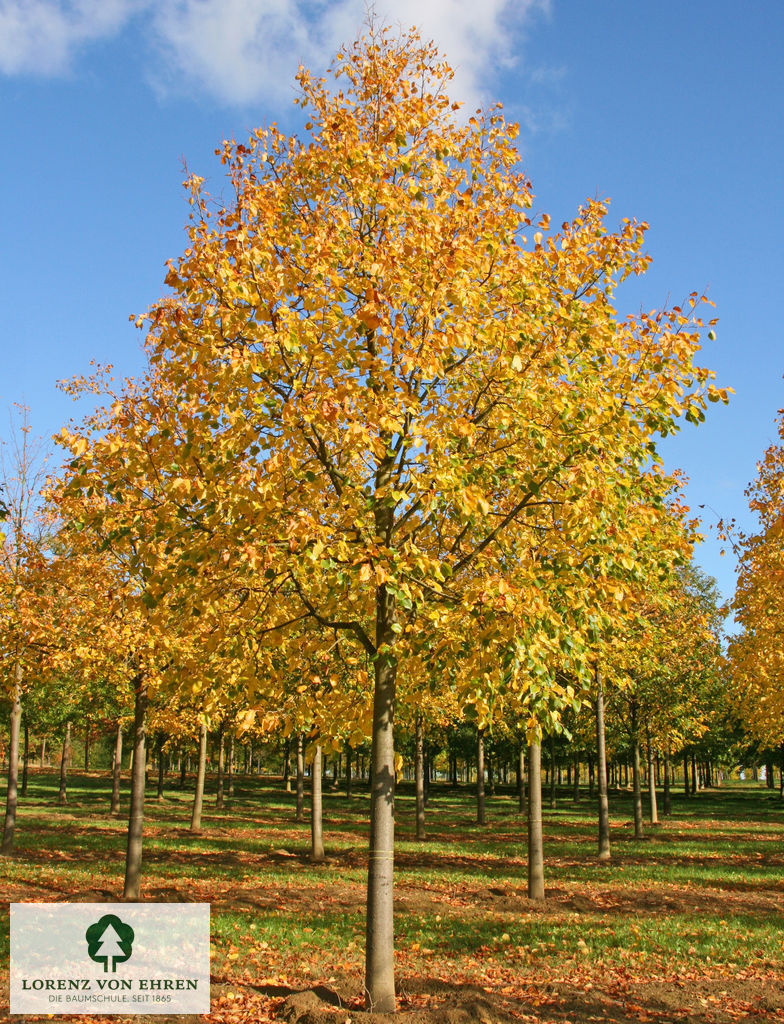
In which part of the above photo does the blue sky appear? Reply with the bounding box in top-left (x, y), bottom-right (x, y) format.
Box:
top-left (1, 0), bottom-right (782, 610)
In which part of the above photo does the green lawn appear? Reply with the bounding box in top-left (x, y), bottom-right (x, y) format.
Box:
top-left (2, 770), bottom-right (783, 1022)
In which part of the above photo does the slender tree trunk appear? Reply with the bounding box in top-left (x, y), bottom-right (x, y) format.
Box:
top-left (311, 742), bottom-right (325, 863)
top-left (1, 665), bottom-right (22, 854)
top-left (111, 722), bottom-right (123, 815)
top-left (283, 736), bottom-right (291, 792)
top-left (647, 729), bottom-right (658, 824)
top-left (123, 679), bottom-right (148, 900)
top-left (684, 752), bottom-right (691, 796)
top-left (364, 582), bottom-right (397, 1014)
top-left (190, 721), bottom-right (207, 832)
top-left (631, 705), bottom-right (643, 839)
top-left (691, 752), bottom-right (698, 794)
top-left (487, 747), bottom-right (495, 797)
top-left (180, 747), bottom-right (187, 788)
top-left (476, 727), bottom-right (486, 825)
top-left (227, 731), bottom-right (235, 798)
top-left (663, 748), bottom-right (672, 816)
top-left (549, 734), bottom-right (556, 809)
top-left (345, 744), bottom-right (353, 797)
top-left (84, 717), bottom-right (91, 770)
top-left (296, 733), bottom-right (305, 822)
top-left (156, 734), bottom-right (165, 802)
top-left (595, 667), bottom-right (611, 861)
top-left (40, 736), bottom-right (46, 769)
top-left (415, 712), bottom-right (426, 840)
top-left (58, 721), bottom-right (71, 806)
top-left (518, 741), bottom-right (527, 815)
top-left (527, 740), bottom-right (544, 901)
top-left (588, 755), bottom-right (595, 799)
top-left (216, 724), bottom-right (225, 809)
top-left (21, 715), bottom-right (29, 798)
top-left (572, 754), bottom-right (580, 803)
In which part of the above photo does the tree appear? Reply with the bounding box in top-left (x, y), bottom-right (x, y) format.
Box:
top-left (730, 402), bottom-right (784, 747)
top-left (0, 406), bottom-right (50, 855)
top-left (75, 26), bottom-right (725, 1011)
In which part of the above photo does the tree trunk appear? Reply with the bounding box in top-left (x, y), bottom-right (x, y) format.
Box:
top-left (21, 715), bottom-right (29, 798)
top-left (152, 734), bottom-right (162, 802)
top-left (190, 721), bottom-right (207, 832)
top-left (588, 755), bottom-right (595, 799)
top-left (364, 583), bottom-right (397, 1014)
top-left (311, 742), bottom-right (325, 863)
top-left (487, 747), bottom-right (495, 797)
top-left (227, 731), bottom-right (235, 798)
top-left (283, 736), bottom-right (291, 792)
top-left (111, 722), bottom-right (123, 815)
top-left (40, 735), bottom-right (46, 769)
top-left (631, 705), bottom-right (643, 839)
top-left (123, 679), bottom-right (148, 900)
top-left (549, 734), bottom-right (556, 809)
top-left (527, 740), bottom-right (544, 901)
top-left (691, 752), bottom-right (698, 794)
top-left (296, 733), bottom-right (305, 821)
top-left (1, 665), bottom-right (22, 854)
top-left (663, 748), bottom-right (672, 816)
top-left (647, 729), bottom-right (658, 824)
top-left (572, 754), bottom-right (580, 803)
top-left (684, 752), bottom-right (691, 796)
top-left (216, 724), bottom-right (225, 809)
top-left (595, 667), bottom-right (611, 861)
top-left (415, 712), bottom-right (425, 840)
top-left (345, 743), bottom-right (353, 796)
top-left (476, 727), bottom-right (486, 825)
top-left (58, 721), bottom-right (71, 806)
top-left (518, 741), bottom-right (527, 815)
top-left (84, 717), bottom-right (91, 770)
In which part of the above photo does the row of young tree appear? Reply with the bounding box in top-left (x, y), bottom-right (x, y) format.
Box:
top-left (0, 26), bottom-right (740, 1014)
top-left (729, 402), bottom-right (784, 763)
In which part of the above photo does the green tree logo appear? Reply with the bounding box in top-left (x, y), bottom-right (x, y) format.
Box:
top-left (85, 914), bottom-right (134, 972)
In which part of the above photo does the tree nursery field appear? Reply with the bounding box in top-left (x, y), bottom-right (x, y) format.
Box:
top-left (1, 770), bottom-right (783, 1024)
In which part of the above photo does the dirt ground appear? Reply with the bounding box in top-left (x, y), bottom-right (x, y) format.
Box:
top-left (273, 967), bottom-right (784, 1024)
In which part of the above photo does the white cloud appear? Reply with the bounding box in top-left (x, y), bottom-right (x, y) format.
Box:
top-left (148, 0), bottom-right (343, 106)
top-left (375, 0), bottom-right (550, 111)
top-left (149, 0), bottom-right (550, 111)
top-left (0, 0), bottom-right (550, 112)
top-left (0, 0), bottom-right (141, 75)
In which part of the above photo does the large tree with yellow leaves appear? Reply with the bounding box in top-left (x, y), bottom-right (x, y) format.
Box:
top-left (60, 27), bottom-right (725, 1010)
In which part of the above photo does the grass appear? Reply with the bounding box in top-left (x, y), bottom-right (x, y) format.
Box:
top-left (1, 769), bottom-right (783, 1021)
